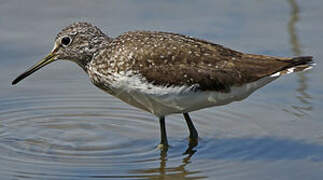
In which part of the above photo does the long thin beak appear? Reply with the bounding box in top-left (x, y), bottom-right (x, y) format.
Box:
top-left (12, 53), bottom-right (58, 85)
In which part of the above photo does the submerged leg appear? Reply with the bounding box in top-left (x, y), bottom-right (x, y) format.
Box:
top-left (158, 116), bottom-right (168, 148)
top-left (183, 113), bottom-right (198, 140)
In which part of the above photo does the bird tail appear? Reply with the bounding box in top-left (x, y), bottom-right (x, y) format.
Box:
top-left (270, 56), bottom-right (314, 77)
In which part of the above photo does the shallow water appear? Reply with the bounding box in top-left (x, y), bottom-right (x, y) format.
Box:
top-left (1, 0), bottom-right (323, 179)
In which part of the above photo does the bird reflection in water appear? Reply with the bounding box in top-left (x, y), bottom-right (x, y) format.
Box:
top-left (133, 142), bottom-right (207, 179)
top-left (285, 0), bottom-right (313, 117)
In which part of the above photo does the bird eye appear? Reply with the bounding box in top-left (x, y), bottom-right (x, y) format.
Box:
top-left (61, 36), bottom-right (71, 46)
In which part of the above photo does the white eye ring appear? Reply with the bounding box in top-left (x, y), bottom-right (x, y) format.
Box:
top-left (61, 36), bottom-right (72, 46)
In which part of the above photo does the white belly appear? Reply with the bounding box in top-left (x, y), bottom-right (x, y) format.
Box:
top-left (88, 68), bottom-right (277, 117)
top-left (108, 75), bottom-right (276, 117)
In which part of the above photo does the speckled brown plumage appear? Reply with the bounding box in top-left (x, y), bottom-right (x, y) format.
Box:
top-left (90, 30), bottom-right (312, 92)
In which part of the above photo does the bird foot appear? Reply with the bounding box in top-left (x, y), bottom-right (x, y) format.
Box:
top-left (157, 143), bottom-right (169, 150)
top-left (183, 137), bottom-right (198, 155)
top-left (188, 137), bottom-right (198, 148)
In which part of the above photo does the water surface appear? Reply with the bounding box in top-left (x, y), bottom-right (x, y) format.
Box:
top-left (1, 0), bottom-right (323, 179)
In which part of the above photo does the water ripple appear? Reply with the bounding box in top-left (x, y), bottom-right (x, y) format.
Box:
top-left (1, 95), bottom-right (323, 179)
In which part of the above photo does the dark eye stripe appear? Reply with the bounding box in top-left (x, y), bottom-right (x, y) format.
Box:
top-left (61, 37), bottom-right (71, 46)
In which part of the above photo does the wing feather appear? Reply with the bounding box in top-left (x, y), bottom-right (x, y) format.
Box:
top-left (106, 31), bottom-right (311, 92)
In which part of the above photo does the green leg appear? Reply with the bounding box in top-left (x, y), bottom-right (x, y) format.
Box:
top-left (183, 113), bottom-right (198, 140)
top-left (158, 116), bottom-right (168, 148)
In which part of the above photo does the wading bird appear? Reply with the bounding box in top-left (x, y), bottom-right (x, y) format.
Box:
top-left (12, 22), bottom-right (313, 149)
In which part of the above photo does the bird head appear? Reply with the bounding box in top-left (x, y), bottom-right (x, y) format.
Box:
top-left (12, 22), bottom-right (112, 85)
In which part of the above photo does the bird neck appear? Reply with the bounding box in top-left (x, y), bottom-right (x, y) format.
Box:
top-left (77, 35), bottom-right (113, 72)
